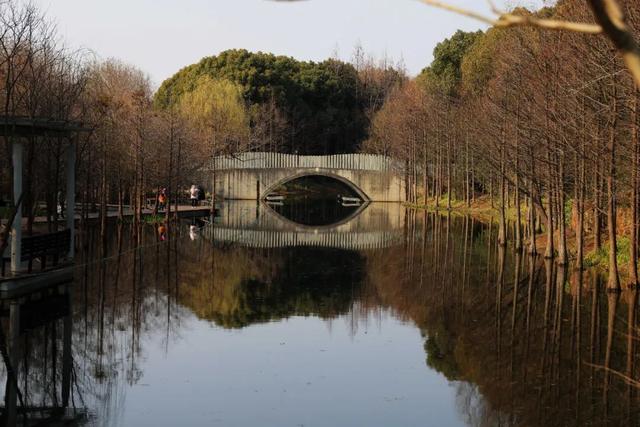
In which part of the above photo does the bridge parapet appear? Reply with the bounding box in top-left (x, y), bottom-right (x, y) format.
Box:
top-left (211, 152), bottom-right (397, 172)
top-left (209, 152), bottom-right (406, 202)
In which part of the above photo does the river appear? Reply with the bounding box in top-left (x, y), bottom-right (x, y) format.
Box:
top-left (5, 200), bottom-right (637, 426)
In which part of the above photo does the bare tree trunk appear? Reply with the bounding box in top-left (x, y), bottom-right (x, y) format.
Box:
top-left (118, 179), bottom-right (124, 220)
top-left (465, 132), bottom-right (470, 207)
top-left (529, 191), bottom-right (537, 255)
top-left (594, 158), bottom-right (602, 251)
top-left (514, 102), bottom-right (522, 251)
top-left (152, 186), bottom-right (160, 216)
top-left (413, 133), bottom-right (418, 204)
top-left (423, 129), bottom-right (429, 205)
top-left (630, 88), bottom-right (639, 288)
top-left (405, 159), bottom-right (411, 203)
top-left (100, 143), bottom-right (107, 244)
top-left (166, 115), bottom-right (174, 222)
top-left (607, 88), bottom-right (620, 292)
top-left (557, 153), bottom-right (568, 265)
top-left (544, 148), bottom-right (555, 259)
top-left (498, 142), bottom-right (507, 246)
top-left (447, 136), bottom-right (452, 210)
top-left (175, 135), bottom-right (183, 219)
top-left (435, 146), bottom-right (441, 209)
top-left (577, 143), bottom-right (586, 272)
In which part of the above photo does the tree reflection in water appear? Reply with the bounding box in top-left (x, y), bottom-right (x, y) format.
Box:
top-left (0, 205), bottom-right (638, 426)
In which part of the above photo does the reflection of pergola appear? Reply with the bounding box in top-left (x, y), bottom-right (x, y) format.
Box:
top-left (0, 269), bottom-right (75, 425)
top-left (1, 116), bottom-right (91, 274)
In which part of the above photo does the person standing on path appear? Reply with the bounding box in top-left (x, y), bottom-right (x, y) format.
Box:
top-left (190, 185), bottom-right (199, 207)
top-left (158, 188), bottom-right (167, 210)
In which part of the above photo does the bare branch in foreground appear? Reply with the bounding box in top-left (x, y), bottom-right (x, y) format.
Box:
top-left (419, 0), bottom-right (602, 33)
top-left (588, 0), bottom-right (640, 87)
top-left (418, 0), bottom-right (640, 87)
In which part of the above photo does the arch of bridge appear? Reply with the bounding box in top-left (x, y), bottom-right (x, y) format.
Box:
top-left (259, 169), bottom-right (371, 201)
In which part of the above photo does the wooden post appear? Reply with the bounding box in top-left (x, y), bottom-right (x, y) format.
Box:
top-left (66, 143), bottom-right (76, 259)
top-left (11, 142), bottom-right (23, 273)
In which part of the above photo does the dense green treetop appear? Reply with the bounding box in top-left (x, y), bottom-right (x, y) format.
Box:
top-left (417, 30), bottom-right (483, 97)
top-left (155, 49), bottom-right (381, 154)
top-left (460, 7), bottom-right (554, 97)
top-left (460, 28), bottom-right (504, 96)
top-left (156, 50), bottom-right (299, 108)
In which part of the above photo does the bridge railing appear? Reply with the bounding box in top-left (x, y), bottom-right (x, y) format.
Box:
top-left (210, 152), bottom-right (400, 172)
top-left (207, 227), bottom-right (404, 250)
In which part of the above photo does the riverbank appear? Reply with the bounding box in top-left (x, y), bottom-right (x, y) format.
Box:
top-left (407, 195), bottom-right (638, 284)
top-left (406, 195), bottom-right (522, 223)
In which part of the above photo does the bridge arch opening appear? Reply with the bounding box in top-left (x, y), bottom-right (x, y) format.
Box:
top-left (261, 172), bottom-right (370, 202)
top-left (262, 174), bottom-right (370, 227)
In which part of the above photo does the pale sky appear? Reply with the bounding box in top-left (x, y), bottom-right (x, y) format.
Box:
top-left (30, 0), bottom-right (544, 87)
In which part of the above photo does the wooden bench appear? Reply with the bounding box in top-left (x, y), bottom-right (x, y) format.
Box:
top-left (1, 229), bottom-right (71, 276)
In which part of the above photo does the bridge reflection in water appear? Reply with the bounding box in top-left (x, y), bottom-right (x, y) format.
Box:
top-left (208, 201), bottom-right (407, 250)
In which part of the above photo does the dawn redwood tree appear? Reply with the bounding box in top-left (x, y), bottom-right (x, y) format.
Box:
top-left (367, 0), bottom-right (640, 287)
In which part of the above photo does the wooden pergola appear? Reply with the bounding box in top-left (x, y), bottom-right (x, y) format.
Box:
top-left (1, 116), bottom-right (91, 274)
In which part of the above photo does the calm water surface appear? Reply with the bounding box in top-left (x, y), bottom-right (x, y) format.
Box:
top-left (4, 201), bottom-right (639, 426)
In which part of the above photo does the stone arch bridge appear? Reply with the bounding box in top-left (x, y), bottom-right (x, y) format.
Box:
top-left (209, 152), bottom-right (406, 202)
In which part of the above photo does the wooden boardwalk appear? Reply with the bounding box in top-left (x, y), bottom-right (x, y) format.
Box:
top-left (1, 204), bottom-right (212, 227)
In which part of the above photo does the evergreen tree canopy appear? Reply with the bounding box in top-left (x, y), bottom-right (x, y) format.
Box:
top-left (155, 49), bottom-right (381, 154)
top-left (417, 30), bottom-right (483, 97)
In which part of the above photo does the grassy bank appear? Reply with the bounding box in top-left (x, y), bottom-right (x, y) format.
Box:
top-left (407, 195), bottom-right (639, 282)
top-left (406, 194), bottom-right (521, 223)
